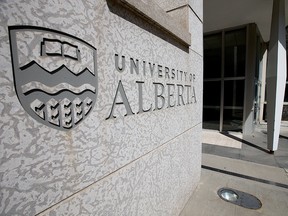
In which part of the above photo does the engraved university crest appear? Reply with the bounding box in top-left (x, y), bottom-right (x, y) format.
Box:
top-left (9, 26), bottom-right (97, 130)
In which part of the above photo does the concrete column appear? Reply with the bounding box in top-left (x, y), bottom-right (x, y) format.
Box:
top-left (266, 0), bottom-right (287, 151)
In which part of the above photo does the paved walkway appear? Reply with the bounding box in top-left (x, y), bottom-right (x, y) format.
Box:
top-left (180, 124), bottom-right (288, 216)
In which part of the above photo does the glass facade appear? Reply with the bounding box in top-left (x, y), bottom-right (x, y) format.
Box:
top-left (204, 24), bottom-right (288, 132)
top-left (203, 27), bottom-right (246, 131)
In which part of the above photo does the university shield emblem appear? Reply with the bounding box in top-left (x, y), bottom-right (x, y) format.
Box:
top-left (9, 26), bottom-right (97, 130)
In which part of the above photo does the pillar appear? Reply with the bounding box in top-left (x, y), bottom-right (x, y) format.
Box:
top-left (266, 0), bottom-right (287, 151)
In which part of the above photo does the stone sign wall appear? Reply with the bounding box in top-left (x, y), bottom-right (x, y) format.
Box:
top-left (0, 0), bottom-right (203, 215)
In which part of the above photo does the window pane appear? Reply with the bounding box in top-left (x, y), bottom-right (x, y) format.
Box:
top-left (204, 33), bottom-right (222, 79)
top-left (224, 80), bottom-right (245, 107)
top-left (203, 81), bottom-right (221, 106)
top-left (222, 108), bottom-right (243, 131)
top-left (284, 83), bottom-right (288, 102)
top-left (282, 105), bottom-right (288, 121)
top-left (203, 108), bottom-right (220, 130)
top-left (224, 29), bottom-right (246, 77)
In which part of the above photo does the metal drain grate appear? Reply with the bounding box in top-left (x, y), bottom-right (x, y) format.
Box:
top-left (217, 187), bottom-right (262, 209)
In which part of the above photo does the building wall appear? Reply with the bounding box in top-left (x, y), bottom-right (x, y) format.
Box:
top-left (0, 0), bottom-right (203, 215)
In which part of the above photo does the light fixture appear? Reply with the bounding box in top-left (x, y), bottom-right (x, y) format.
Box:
top-left (217, 187), bottom-right (262, 209)
top-left (219, 188), bottom-right (239, 202)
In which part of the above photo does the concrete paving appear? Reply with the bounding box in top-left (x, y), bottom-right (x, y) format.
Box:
top-left (180, 124), bottom-right (288, 216)
top-left (180, 167), bottom-right (288, 216)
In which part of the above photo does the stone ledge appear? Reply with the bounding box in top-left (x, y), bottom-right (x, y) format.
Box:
top-left (116, 0), bottom-right (191, 46)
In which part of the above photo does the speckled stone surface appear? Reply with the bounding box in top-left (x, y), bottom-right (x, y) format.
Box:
top-left (39, 125), bottom-right (202, 216)
top-left (0, 0), bottom-right (203, 215)
top-left (155, 0), bottom-right (203, 21)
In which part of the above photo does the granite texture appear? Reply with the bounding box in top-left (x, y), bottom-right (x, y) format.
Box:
top-left (117, 0), bottom-right (191, 46)
top-left (0, 0), bottom-right (203, 215)
top-left (155, 0), bottom-right (203, 21)
top-left (166, 6), bottom-right (189, 31)
top-left (39, 125), bottom-right (201, 216)
top-left (188, 7), bottom-right (203, 56)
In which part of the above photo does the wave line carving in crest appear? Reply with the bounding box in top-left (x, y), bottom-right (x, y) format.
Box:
top-left (21, 81), bottom-right (96, 95)
top-left (20, 60), bottom-right (95, 76)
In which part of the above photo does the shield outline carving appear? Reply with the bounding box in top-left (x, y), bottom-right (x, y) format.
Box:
top-left (9, 25), bottom-right (98, 131)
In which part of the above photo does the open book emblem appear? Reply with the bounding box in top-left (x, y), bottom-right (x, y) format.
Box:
top-left (9, 26), bottom-right (97, 130)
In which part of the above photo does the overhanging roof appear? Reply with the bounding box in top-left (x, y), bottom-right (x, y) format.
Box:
top-left (204, 0), bottom-right (288, 41)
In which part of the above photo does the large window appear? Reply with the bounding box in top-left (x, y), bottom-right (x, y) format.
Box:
top-left (203, 33), bottom-right (222, 130)
top-left (203, 28), bottom-right (246, 131)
